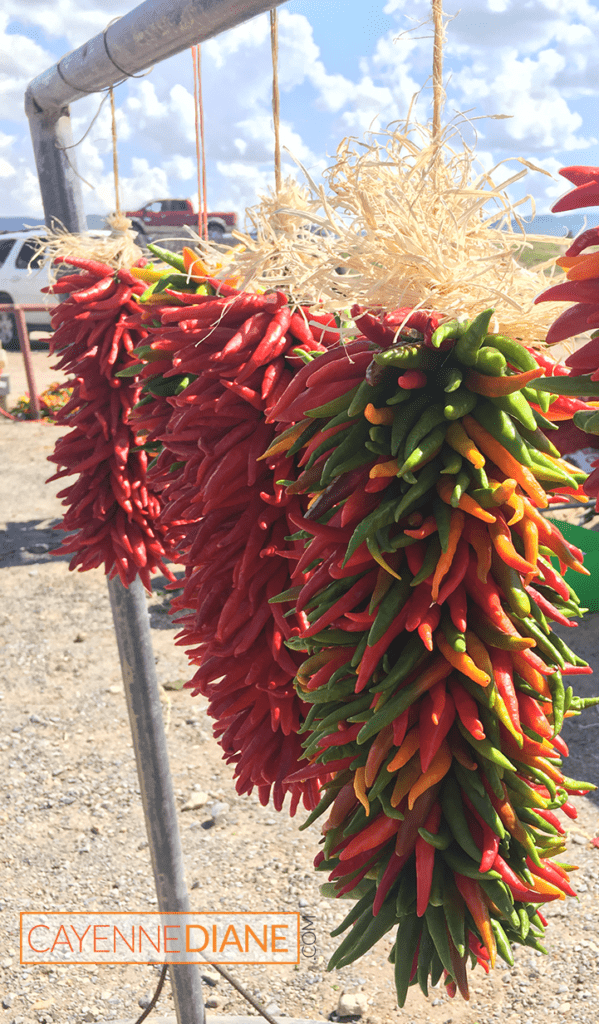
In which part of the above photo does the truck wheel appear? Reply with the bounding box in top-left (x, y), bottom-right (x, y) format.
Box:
top-left (0, 293), bottom-right (18, 350)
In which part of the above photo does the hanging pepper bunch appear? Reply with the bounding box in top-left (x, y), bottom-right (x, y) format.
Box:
top-left (264, 307), bottom-right (598, 1003)
top-left (532, 164), bottom-right (599, 505)
top-left (44, 258), bottom-right (175, 589)
top-left (126, 244), bottom-right (340, 812)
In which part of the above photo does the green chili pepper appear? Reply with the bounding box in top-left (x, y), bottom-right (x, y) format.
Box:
top-left (442, 873), bottom-right (467, 957)
top-left (394, 914), bottom-right (423, 1007)
top-left (375, 634), bottom-right (427, 692)
top-left (441, 777), bottom-right (483, 863)
top-left (147, 242), bottom-right (187, 272)
top-left (504, 770), bottom-right (549, 808)
top-left (472, 402), bottom-right (534, 466)
top-left (456, 722), bottom-right (514, 771)
top-left (453, 764), bottom-right (506, 837)
top-left (454, 308), bottom-right (495, 366)
top-left (424, 904), bottom-right (454, 976)
top-left (320, 418), bottom-right (371, 485)
top-left (305, 423), bottom-right (354, 470)
top-left (373, 344), bottom-right (437, 368)
top-left (523, 384), bottom-right (551, 412)
top-left (441, 844), bottom-right (501, 881)
top-left (440, 613), bottom-right (467, 653)
top-left (392, 460), bottom-right (442, 521)
top-left (416, 922), bottom-right (436, 997)
top-left (528, 409), bottom-right (557, 435)
top-left (451, 468), bottom-right (471, 507)
top-left (491, 391), bottom-right (538, 431)
top-left (440, 446), bottom-right (463, 475)
top-left (491, 918), bottom-right (515, 966)
top-left (474, 346), bottom-right (508, 376)
top-left (367, 576), bottom-right (413, 646)
top-left (398, 426), bottom-right (447, 476)
top-left (386, 387), bottom-right (413, 406)
top-left (418, 827), bottom-right (451, 850)
top-left (517, 423), bottom-right (561, 458)
top-left (402, 404), bottom-right (446, 461)
top-left (482, 334), bottom-right (538, 371)
top-left (443, 367), bottom-right (464, 393)
top-left (410, 534), bottom-right (442, 586)
top-left (431, 319), bottom-right (462, 349)
top-left (443, 388), bottom-right (479, 420)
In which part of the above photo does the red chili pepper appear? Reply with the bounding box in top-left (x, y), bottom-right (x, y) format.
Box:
top-left (351, 305), bottom-right (395, 347)
top-left (545, 302), bottom-right (599, 345)
top-left (552, 178), bottom-right (599, 212)
top-left (419, 692), bottom-right (455, 773)
top-left (448, 678), bottom-right (485, 741)
top-left (489, 648), bottom-right (522, 736)
top-left (560, 166), bottom-right (599, 187)
top-left (517, 692), bottom-right (553, 739)
top-left (417, 604), bottom-right (442, 651)
top-left (398, 369), bottom-right (428, 389)
top-left (446, 583), bottom-right (467, 633)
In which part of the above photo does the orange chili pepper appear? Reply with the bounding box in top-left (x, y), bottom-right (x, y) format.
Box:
top-left (564, 249), bottom-right (599, 280)
top-left (259, 419), bottom-right (312, 460)
top-left (437, 477), bottom-right (496, 523)
top-left (513, 655), bottom-right (552, 698)
top-left (464, 630), bottom-right (494, 679)
top-left (182, 246), bottom-right (209, 281)
top-left (431, 509), bottom-right (465, 601)
top-left (462, 415), bottom-right (548, 508)
top-left (364, 724), bottom-right (394, 788)
top-left (464, 367), bottom-right (544, 397)
top-left (407, 739), bottom-right (451, 809)
top-left (488, 511), bottom-right (538, 576)
top-left (369, 458), bottom-right (399, 478)
top-left (527, 872), bottom-right (566, 900)
top-left (453, 875), bottom-right (497, 967)
top-left (390, 754), bottom-right (422, 808)
top-left (445, 421), bottom-right (486, 468)
top-left (503, 489), bottom-right (525, 526)
top-left (364, 403), bottom-right (394, 425)
top-left (387, 725), bottom-right (420, 772)
top-left (353, 766), bottom-right (370, 815)
top-left (437, 632), bottom-right (491, 687)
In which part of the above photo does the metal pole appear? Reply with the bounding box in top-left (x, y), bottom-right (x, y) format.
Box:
top-left (24, 98), bottom-right (87, 234)
top-left (107, 574), bottom-right (204, 1024)
top-left (26, 0), bottom-right (290, 112)
top-left (13, 307), bottom-right (41, 420)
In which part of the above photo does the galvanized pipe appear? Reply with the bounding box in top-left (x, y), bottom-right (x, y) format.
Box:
top-left (26, 0), bottom-right (289, 113)
top-left (107, 574), bottom-right (204, 1024)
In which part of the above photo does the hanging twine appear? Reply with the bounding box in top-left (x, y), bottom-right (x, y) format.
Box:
top-left (192, 44), bottom-right (209, 240)
top-left (431, 0), bottom-right (445, 144)
top-left (109, 86), bottom-right (121, 216)
top-left (270, 9), bottom-right (282, 195)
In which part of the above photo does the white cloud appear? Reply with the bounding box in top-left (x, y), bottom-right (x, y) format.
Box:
top-left (1, 0), bottom-right (599, 224)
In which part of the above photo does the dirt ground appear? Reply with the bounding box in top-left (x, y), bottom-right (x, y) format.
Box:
top-left (2, 420), bottom-right (599, 1024)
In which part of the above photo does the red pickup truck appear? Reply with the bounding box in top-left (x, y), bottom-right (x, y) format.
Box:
top-left (125, 199), bottom-right (237, 236)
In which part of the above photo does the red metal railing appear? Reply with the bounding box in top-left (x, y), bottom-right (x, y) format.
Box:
top-left (0, 303), bottom-right (52, 420)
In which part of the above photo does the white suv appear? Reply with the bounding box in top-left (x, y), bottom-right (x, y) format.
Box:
top-left (0, 227), bottom-right (147, 349)
top-left (0, 230), bottom-right (57, 348)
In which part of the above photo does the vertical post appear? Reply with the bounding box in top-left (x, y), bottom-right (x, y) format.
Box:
top-left (24, 93), bottom-right (88, 234)
top-left (14, 307), bottom-right (41, 420)
top-left (107, 575), bottom-right (205, 1024)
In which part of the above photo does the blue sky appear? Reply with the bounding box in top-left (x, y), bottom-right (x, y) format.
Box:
top-left (1, 0), bottom-right (599, 225)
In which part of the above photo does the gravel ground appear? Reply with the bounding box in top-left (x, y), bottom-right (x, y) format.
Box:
top-left (1, 419), bottom-right (599, 1024)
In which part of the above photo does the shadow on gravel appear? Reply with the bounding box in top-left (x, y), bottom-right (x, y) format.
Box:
top-left (554, 615), bottom-right (599, 808)
top-left (0, 517), bottom-right (69, 568)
